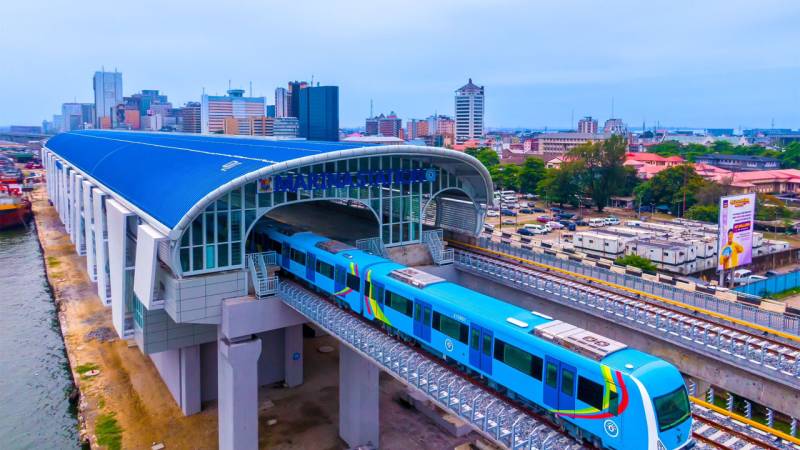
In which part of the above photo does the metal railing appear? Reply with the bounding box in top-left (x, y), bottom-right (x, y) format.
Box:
top-left (455, 250), bottom-right (800, 389)
top-left (477, 238), bottom-right (800, 336)
top-left (278, 281), bottom-right (582, 450)
top-left (356, 237), bottom-right (388, 258)
top-left (246, 251), bottom-right (279, 298)
top-left (423, 229), bottom-right (454, 265)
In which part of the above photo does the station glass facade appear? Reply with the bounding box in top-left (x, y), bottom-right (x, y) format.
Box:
top-left (177, 155), bottom-right (467, 276)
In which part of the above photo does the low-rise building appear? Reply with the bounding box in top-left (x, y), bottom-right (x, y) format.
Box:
top-left (695, 153), bottom-right (780, 172)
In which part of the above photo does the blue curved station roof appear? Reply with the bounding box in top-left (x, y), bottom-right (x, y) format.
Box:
top-left (47, 130), bottom-right (377, 229)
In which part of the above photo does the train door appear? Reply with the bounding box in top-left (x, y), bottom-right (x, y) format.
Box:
top-left (306, 253), bottom-right (316, 282)
top-left (334, 265), bottom-right (346, 297)
top-left (469, 325), bottom-right (493, 375)
top-left (280, 243), bottom-right (290, 269)
top-left (413, 301), bottom-right (432, 342)
top-left (543, 356), bottom-right (576, 412)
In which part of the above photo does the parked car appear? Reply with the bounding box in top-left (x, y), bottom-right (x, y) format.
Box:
top-left (547, 221), bottom-right (565, 230)
top-left (605, 216), bottom-right (620, 226)
top-left (517, 227), bottom-right (535, 236)
top-left (502, 219), bottom-right (516, 225)
top-left (574, 219), bottom-right (589, 226)
top-left (556, 212), bottom-right (575, 220)
top-left (765, 270), bottom-right (781, 277)
top-left (484, 223), bottom-right (495, 231)
top-left (523, 224), bottom-right (549, 234)
top-left (559, 220), bottom-right (577, 231)
top-left (501, 209), bottom-right (517, 216)
top-left (551, 207), bottom-right (563, 213)
top-left (486, 210), bottom-right (500, 217)
top-left (25, 162), bottom-right (43, 169)
top-left (527, 201), bottom-right (538, 207)
top-left (537, 215), bottom-right (552, 223)
top-left (519, 208), bottom-right (533, 214)
top-left (589, 218), bottom-right (606, 227)
top-left (532, 207), bottom-right (545, 213)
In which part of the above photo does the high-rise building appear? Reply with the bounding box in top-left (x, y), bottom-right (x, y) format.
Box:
top-left (366, 112), bottom-right (402, 137)
top-left (93, 70), bottom-right (123, 128)
top-left (427, 115), bottom-right (455, 138)
top-left (266, 105), bottom-right (276, 118)
top-left (287, 80), bottom-right (308, 118)
top-left (180, 102), bottom-right (201, 133)
top-left (603, 118), bottom-right (626, 135)
top-left (454, 78), bottom-right (484, 144)
top-left (578, 116), bottom-right (598, 134)
top-left (81, 104), bottom-right (95, 128)
top-left (275, 87), bottom-right (289, 118)
top-left (201, 89), bottom-right (267, 134)
top-left (406, 119), bottom-right (426, 139)
top-left (61, 103), bottom-right (83, 131)
top-left (298, 85), bottom-right (339, 141)
top-left (272, 117), bottom-right (299, 138)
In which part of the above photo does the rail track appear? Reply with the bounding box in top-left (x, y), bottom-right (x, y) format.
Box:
top-left (449, 241), bottom-right (800, 389)
top-left (691, 398), bottom-right (800, 449)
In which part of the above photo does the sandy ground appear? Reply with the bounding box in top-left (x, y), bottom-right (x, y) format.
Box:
top-left (32, 186), bottom-right (482, 450)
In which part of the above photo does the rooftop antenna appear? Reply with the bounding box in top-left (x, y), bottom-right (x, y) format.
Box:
top-left (249, 81), bottom-right (253, 97)
top-left (310, 74), bottom-right (314, 86)
top-left (771, 117), bottom-right (775, 129)
top-left (228, 79), bottom-right (231, 91)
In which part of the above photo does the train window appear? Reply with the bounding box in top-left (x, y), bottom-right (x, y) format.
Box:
top-left (494, 339), bottom-right (543, 380)
top-left (385, 291), bottom-right (413, 316)
top-left (482, 334), bottom-right (492, 356)
top-left (470, 329), bottom-right (480, 350)
top-left (608, 390), bottom-right (619, 415)
top-left (364, 280), bottom-right (372, 298)
top-left (545, 363), bottom-right (558, 388)
top-left (346, 273), bottom-right (360, 292)
top-left (315, 260), bottom-right (334, 279)
top-left (577, 376), bottom-right (604, 410)
top-left (432, 312), bottom-right (468, 344)
top-left (561, 370), bottom-right (575, 396)
top-left (290, 248), bottom-right (306, 266)
top-left (653, 387), bottom-right (691, 432)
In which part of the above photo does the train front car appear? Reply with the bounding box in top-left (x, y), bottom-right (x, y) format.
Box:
top-left (603, 350), bottom-right (693, 450)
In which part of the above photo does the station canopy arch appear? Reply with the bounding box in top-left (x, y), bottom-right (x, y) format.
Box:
top-left (45, 130), bottom-right (492, 277)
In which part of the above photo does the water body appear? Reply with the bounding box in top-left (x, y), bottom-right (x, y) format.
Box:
top-left (0, 226), bottom-right (79, 448)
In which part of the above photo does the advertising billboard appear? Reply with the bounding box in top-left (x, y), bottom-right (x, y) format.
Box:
top-left (718, 193), bottom-right (756, 271)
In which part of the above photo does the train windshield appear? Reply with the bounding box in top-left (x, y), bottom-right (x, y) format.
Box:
top-left (653, 387), bottom-right (691, 432)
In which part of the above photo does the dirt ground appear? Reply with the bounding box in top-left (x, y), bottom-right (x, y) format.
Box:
top-left (32, 186), bottom-right (481, 450)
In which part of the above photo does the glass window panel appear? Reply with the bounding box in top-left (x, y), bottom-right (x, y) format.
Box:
top-left (231, 242), bottom-right (242, 266)
top-left (561, 370), bottom-right (575, 396)
top-left (180, 248), bottom-right (190, 272)
top-left (192, 217), bottom-right (203, 246)
top-left (245, 210), bottom-right (256, 233)
top-left (181, 229), bottom-right (190, 247)
top-left (230, 188), bottom-right (242, 209)
top-left (545, 363), bottom-right (558, 388)
top-left (192, 246), bottom-right (203, 271)
top-left (205, 212), bottom-right (215, 244)
top-left (205, 245), bottom-right (216, 269)
top-left (217, 212), bottom-right (228, 242)
top-left (231, 211), bottom-right (242, 241)
top-left (218, 243), bottom-right (229, 267)
top-left (245, 182), bottom-right (256, 209)
top-left (216, 193), bottom-right (229, 211)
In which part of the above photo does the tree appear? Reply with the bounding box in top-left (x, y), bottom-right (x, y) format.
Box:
top-left (518, 157), bottom-right (546, 194)
top-left (537, 165), bottom-right (581, 207)
top-left (779, 142), bottom-right (800, 169)
top-left (466, 147), bottom-right (499, 168)
top-left (568, 134), bottom-right (628, 212)
top-left (489, 164), bottom-right (520, 191)
top-left (685, 204), bottom-right (719, 223)
top-left (634, 164), bottom-right (709, 216)
top-left (615, 254), bottom-right (657, 273)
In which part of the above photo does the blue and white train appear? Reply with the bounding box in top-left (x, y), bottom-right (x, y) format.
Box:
top-left (258, 223), bottom-right (693, 449)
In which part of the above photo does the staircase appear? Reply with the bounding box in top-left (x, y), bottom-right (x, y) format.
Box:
top-left (246, 251), bottom-right (279, 298)
top-left (422, 229), bottom-right (454, 265)
top-left (356, 236), bottom-right (388, 258)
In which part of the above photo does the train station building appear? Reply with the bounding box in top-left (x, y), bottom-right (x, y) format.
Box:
top-left (43, 130), bottom-right (492, 449)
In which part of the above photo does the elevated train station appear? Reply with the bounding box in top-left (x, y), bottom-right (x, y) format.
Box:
top-left (43, 130), bottom-right (495, 449)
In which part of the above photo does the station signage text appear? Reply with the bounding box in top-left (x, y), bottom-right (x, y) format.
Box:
top-left (259, 168), bottom-right (437, 193)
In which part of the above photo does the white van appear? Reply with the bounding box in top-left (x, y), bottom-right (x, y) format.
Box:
top-left (604, 217), bottom-right (620, 226)
top-left (589, 218), bottom-right (606, 227)
top-left (524, 223), bottom-right (549, 234)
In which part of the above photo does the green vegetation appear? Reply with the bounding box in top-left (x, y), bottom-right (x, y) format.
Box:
top-left (685, 204), bottom-right (719, 223)
top-left (568, 134), bottom-right (628, 212)
top-left (767, 286), bottom-right (800, 300)
top-left (537, 165), bottom-right (581, 207)
top-left (467, 147), bottom-right (546, 194)
top-left (95, 413), bottom-right (122, 450)
top-left (75, 362), bottom-right (99, 376)
top-left (634, 165), bottom-right (709, 216)
top-left (46, 256), bottom-right (61, 267)
top-left (615, 254), bottom-right (657, 272)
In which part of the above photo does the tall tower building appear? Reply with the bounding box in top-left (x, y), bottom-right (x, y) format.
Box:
top-left (275, 87), bottom-right (289, 118)
top-left (287, 81), bottom-right (308, 118)
top-left (93, 70), bottom-right (123, 128)
top-left (578, 116), bottom-right (598, 134)
top-left (180, 102), bottom-right (202, 133)
top-left (454, 78), bottom-right (484, 144)
top-left (298, 85), bottom-right (339, 141)
top-left (200, 89), bottom-right (266, 134)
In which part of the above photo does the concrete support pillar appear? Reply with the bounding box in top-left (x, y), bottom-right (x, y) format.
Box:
top-left (218, 334), bottom-right (262, 450)
top-left (284, 325), bottom-right (303, 388)
top-left (339, 344), bottom-right (379, 448)
top-left (181, 345), bottom-right (201, 415)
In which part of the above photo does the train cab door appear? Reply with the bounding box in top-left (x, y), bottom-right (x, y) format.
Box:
top-left (280, 243), bottom-right (290, 269)
top-left (334, 265), bottom-right (346, 296)
top-left (413, 301), bottom-right (432, 342)
top-left (543, 356), bottom-right (576, 412)
top-left (469, 325), bottom-right (493, 375)
top-left (305, 253), bottom-right (316, 282)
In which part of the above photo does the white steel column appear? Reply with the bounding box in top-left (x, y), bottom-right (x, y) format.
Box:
top-left (218, 333), bottom-right (262, 450)
top-left (93, 190), bottom-right (111, 305)
top-left (106, 198), bottom-right (134, 337)
top-left (73, 174), bottom-right (85, 255)
top-left (339, 343), bottom-right (379, 448)
top-left (82, 181), bottom-right (97, 281)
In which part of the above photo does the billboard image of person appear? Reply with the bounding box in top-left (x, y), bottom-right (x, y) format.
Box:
top-left (718, 193), bottom-right (755, 271)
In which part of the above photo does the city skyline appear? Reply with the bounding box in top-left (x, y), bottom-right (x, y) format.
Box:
top-left (1, 0), bottom-right (800, 129)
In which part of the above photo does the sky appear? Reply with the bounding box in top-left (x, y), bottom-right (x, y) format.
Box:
top-left (1, 0), bottom-right (799, 129)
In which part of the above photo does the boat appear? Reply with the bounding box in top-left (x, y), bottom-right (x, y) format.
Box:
top-left (0, 192), bottom-right (32, 230)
